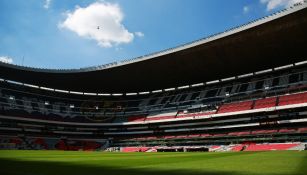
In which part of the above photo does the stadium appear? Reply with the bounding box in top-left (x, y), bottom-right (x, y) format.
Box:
top-left (0, 1), bottom-right (307, 175)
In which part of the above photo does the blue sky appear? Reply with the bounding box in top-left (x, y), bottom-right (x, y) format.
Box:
top-left (0, 0), bottom-right (303, 69)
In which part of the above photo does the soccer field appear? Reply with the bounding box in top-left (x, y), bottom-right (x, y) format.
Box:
top-left (0, 150), bottom-right (306, 175)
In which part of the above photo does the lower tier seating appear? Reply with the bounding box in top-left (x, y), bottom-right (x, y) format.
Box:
top-left (0, 136), bottom-right (105, 151)
top-left (244, 143), bottom-right (299, 151)
top-left (55, 139), bottom-right (102, 151)
top-left (122, 147), bottom-right (150, 152)
top-left (118, 143), bottom-right (302, 153)
top-left (231, 145), bottom-right (245, 151)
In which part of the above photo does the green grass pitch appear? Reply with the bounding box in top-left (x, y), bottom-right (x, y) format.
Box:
top-left (0, 150), bottom-right (306, 175)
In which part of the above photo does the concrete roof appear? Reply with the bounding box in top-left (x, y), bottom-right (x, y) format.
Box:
top-left (1, 2), bottom-right (307, 93)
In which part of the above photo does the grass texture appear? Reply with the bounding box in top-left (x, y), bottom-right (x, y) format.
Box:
top-left (0, 150), bottom-right (306, 175)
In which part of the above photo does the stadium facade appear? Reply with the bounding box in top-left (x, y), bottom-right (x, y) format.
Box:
top-left (0, 1), bottom-right (307, 152)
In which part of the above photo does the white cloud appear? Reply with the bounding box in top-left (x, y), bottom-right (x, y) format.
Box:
top-left (59, 2), bottom-right (134, 48)
top-left (44, 0), bottom-right (52, 9)
top-left (260, 0), bottom-right (304, 11)
top-left (243, 6), bottom-right (250, 14)
top-left (135, 32), bottom-right (144, 37)
top-left (0, 56), bottom-right (13, 64)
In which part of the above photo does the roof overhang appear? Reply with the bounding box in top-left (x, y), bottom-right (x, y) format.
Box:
top-left (1, 2), bottom-right (307, 93)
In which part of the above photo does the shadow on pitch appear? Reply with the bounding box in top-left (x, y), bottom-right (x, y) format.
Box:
top-left (0, 158), bottom-right (230, 175)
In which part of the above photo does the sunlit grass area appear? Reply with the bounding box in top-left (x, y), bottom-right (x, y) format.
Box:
top-left (0, 150), bottom-right (306, 175)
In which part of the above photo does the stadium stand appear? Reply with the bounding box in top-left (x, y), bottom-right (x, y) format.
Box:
top-left (244, 143), bottom-right (300, 151)
top-left (217, 101), bottom-right (253, 113)
top-left (1, 2), bottom-right (307, 152)
top-left (122, 147), bottom-right (150, 152)
top-left (253, 97), bottom-right (277, 109)
top-left (278, 92), bottom-right (307, 106)
top-left (0, 135), bottom-right (107, 151)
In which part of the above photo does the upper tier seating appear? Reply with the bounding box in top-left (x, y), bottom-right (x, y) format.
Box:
top-left (278, 92), bottom-right (307, 106)
top-left (130, 91), bottom-right (307, 122)
top-left (128, 111), bottom-right (216, 122)
top-left (253, 97), bottom-right (277, 109)
top-left (217, 101), bottom-right (253, 113)
top-left (176, 111), bottom-right (216, 118)
top-left (2, 78), bottom-right (307, 124)
top-left (217, 92), bottom-right (307, 115)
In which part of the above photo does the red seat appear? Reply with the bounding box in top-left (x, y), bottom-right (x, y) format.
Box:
top-left (278, 92), bottom-right (307, 106)
top-left (188, 134), bottom-right (200, 138)
top-left (128, 116), bottom-right (146, 122)
top-left (298, 128), bottom-right (307, 133)
top-left (279, 128), bottom-right (296, 133)
top-left (251, 130), bottom-right (278, 135)
top-left (146, 115), bottom-right (175, 121)
top-left (253, 97), bottom-right (277, 109)
top-left (212, 133), bottom-right (226, 137)
top-left (164, 136), bottom-right (176, 139)
top-left (228, 131), bottom-right (250, 136)
top-left (176, 135), bottom-right (188, 139)
top-left (232, 145), bottom-right (245, 151)
top-left (218, 101), bottom-right (253, 113)
top-left (122, 147), bottom-right (149, 152)
top-left (245, 143), bottom-right (298, 151)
